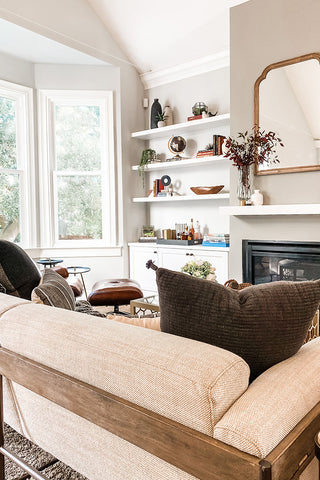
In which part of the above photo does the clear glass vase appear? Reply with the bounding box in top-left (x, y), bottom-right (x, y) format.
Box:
top-left (237, 165), bottom-right (253, 205)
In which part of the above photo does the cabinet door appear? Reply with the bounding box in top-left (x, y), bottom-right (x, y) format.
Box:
top-left (159, 248), bottom-right (229, 285)
top-left (158, 248), bottom-right (193, 273)
top-left (129, 247), bottom-right (158, 295)
top-left (192, 251), bottom-right (229, 285)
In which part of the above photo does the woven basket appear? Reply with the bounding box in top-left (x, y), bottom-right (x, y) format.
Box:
top-left (224, 279), bottom-right (252, 290)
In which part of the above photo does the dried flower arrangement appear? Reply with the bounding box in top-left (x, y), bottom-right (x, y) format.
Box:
top-left (223, 127), bottom-right (284, 168)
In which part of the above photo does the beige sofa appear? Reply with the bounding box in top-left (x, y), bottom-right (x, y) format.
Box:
top-left (0, 293), bottom-right (319, 480)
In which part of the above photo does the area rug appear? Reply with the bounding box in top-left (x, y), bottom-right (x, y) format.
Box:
top-left (4, 423), bottom-right (87, 480)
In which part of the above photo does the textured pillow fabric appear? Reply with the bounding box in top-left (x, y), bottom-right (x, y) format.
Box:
top-left (157, 267), bottom-right (320, 380)
top-left (32, 269), bottom-right (76, 310)
top-left (0, 240), bottom-right (41, 299)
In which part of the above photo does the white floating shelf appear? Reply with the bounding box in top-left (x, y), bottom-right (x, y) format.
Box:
top-left (131, 114), bottom-right (230, 140)
top-left (131, 155), bottom-right (228, 171)
top-left (220, 204), bottom-right (320, 216)
top-left (133, 193), bottom-right (230, 203)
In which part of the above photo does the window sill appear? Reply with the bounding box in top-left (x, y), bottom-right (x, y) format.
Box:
top-left (25, 246), bottom-right (123, 258)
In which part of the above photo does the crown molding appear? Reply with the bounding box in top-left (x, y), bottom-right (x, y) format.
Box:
top-left (140, 51), bottom-right (229, 90)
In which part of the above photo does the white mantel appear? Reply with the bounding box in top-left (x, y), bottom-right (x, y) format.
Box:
top-left (220, 204), bottom-right (320, 216)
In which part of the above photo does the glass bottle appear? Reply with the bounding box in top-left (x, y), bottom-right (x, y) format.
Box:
top-left (188, 218), bottom-right (194, 240)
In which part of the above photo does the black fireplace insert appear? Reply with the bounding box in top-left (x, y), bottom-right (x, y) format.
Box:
top-left (243, 240), bottom-right (320, 285)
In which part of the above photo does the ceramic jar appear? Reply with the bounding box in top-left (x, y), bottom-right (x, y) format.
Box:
top-left (251, 189), bottom-right (264, 206)
top-left (163, 105), bottom-right (173, 126)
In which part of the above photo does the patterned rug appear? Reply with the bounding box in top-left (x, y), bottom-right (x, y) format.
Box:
top-left (4, 424), bottom-right (87, 480)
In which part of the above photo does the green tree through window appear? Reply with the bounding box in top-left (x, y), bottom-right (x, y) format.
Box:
top-left (0, 96), bottom-right (20, 242)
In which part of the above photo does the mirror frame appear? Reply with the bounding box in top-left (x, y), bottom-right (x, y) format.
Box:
top-left (254, 52), bottom-right (320, 175)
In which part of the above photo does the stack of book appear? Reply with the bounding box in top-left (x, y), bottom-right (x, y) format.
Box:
top-left (187, 114), bottom-right (203, 121)
top-left (152, 178), bottom-right (165, 196)
top-left (202, 234), bottom-right (230, 247)
top-left (196, 149), bottom-right (214, 158)
top-left (212, 135), bottom-right (226, 156)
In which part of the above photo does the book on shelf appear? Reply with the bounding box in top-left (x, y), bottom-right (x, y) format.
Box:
top-left (153, 178), bottom-right (165, 197)
top-left (196, 149), bottom-right (214, 158)
top-left (213, 135), bottom-right (226, 155)
top-left (187, 114), bottom-right (203, 121)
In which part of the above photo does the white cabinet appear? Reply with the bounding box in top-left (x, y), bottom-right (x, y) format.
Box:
top-left (129, 245), bottom-right (159, 295)
top-left (129, 243), bottom-right (229, 295)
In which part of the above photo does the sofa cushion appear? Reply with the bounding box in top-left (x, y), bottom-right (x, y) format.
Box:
top-left (0, 298), bottom-right (250, 436)
top-left (32, 269), bottom-right (76, 310)
top-left (0, 240), bottom-right (41, 299)
top-left (214, 337), bottom-right (320, 458)
top-left (156, 267), bottom-right (320, 380)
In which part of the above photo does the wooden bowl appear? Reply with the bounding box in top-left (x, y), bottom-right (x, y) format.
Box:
top-left (190, 185), bottom-right (224, 195)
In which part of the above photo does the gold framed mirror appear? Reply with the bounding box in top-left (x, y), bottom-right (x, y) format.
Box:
top-left (254, 52), bottom-right (320, 175)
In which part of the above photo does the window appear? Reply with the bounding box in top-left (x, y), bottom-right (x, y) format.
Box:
top-left (39, 90), bottom-right (116, 247)
top-left (0, 80), bottom-right (34, 246)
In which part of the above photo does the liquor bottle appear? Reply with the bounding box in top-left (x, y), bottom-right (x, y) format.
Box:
top-left (188, 218), bottom-right (194, 240)
top-left (194, 220), bottom-right (201, 240)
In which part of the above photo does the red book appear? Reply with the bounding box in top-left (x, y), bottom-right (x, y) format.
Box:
top-left (187, 115), bottom-right (203, 121)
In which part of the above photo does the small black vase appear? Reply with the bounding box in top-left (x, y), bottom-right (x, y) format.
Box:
top-left (150, 99), bottom-right (162, 129)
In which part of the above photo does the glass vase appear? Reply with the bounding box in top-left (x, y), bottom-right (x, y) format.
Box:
top-left (237, 165), bottom-right (253, 205)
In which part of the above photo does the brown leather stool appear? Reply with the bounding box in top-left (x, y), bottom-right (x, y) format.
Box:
top-left (88, 279), bottom-right (143, 315)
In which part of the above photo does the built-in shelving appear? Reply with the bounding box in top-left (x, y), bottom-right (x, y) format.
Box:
top-left (131, 155), bottom-right (228, 171)
top-left (220, 204), bottom-right (320, 216)
top-left (131, 113), bottom-right (230, 140)
top-left (133, 193), bottom-right (229, 203)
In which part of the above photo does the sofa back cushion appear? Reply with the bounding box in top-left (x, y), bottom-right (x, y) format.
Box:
top-left (0, 297), bottom-right (250, 435)
top-left (32, 269), bottom-right (76, 310)
top-left (214, 337), bottom-right (320, 458)
top-left (0, 240), bottom-right (41, 299)
top-left (156, 268), bottom-right (320, 380)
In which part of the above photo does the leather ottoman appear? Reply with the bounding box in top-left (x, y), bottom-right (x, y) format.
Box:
top-left (88, 279), bottom-right (143, 315)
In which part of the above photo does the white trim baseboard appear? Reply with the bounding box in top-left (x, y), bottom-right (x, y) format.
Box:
top-left (140, 51), bottom-right (230, 89)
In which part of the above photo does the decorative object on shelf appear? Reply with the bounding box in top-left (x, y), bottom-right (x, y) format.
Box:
top-left (192, 102), bottom-right (208, 116)
top-left (190, 185), bottom-right (224, 195)
top-left (221, 138), bottom-right (229, 156)
top-left (163, 105), bottom-right (173, 126)
top-left (202, 234), bottom-right (229, 247)
top-left (155, 111), bottom-right (167, 128)
top-left (168, 135), bottom-right (186, 161)
top-left (223, 128), bottom-right (284, 205)
top-left (150, 98), bottom-right (162, 129)
top-left (140, 225), bottom-right (157, 242)
top-left (251, 189), bottom-right (264, 206)
top-left (213, 135), bottom-right (226, 155)
top-left (181, 259), bottom-right (216, 281)
top-left (139, 148), bottom-right (156, 187)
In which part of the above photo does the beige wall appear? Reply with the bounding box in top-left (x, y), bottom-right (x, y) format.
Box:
top-left (229, 0), bottom-right (320, 280)
top-left (0, 0), bottom-right (145, 279)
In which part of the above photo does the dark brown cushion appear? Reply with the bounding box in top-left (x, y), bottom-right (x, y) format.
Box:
top-left (32, 269), bottom-right (76, 310)
top-left (0, 240), bottom-right (41, 299)
top-left (156, 268), bottom-right (320, 381)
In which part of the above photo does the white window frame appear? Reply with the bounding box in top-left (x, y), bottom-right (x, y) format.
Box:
top-left (0, 79), bottom-right (35, 248)
top-left (38, 90), bottom-right (116, 248)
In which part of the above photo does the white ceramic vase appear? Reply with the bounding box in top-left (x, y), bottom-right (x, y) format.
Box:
top-left (163, 106), bottom-right (173, 126)
top-left (251, 189), bottom-right (264, 206)
top-left (157, 121), bottom-right (165, 128)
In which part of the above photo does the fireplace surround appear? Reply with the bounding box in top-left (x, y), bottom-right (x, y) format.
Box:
top-left (242, 240), bottom-right (320, 285)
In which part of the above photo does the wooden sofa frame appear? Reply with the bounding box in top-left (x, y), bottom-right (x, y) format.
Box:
top-left (0, 347), bottom-right (319, 480)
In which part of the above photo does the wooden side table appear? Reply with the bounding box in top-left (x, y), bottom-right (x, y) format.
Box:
top-left (315, 431), bottom-right (320, 478)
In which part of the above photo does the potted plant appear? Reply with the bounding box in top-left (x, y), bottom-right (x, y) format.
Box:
top-left (181, 259), bottom-right (216, 281)
top-left (138, 148), bottom-right (156, 188)
top-left (223, 127), bottom-right (284, 205)
top-left (155, 112), bottom-right (167, 128)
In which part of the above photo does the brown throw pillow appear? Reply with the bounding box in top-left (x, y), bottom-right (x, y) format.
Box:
top-left (32, 269), bottom-right (76, 311)
top-left (156, 268), bottom-right (320, 381)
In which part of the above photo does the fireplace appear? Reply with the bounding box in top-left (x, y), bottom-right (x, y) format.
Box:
top-left (242, 240), bottom-right (320, 285)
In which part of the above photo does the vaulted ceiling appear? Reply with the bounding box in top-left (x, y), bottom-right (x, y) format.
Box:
top-left (87, 0), bottom-right (248, 75)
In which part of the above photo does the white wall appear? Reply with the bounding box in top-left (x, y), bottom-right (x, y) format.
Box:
top-left (229, 0), bottom-right (320, 280)
top-left (0, 0), bottom-right (145, 284)
top-left (133, 68), bottom-right (231, 239)
top-left (0, 50), bottom-right (34, 86)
